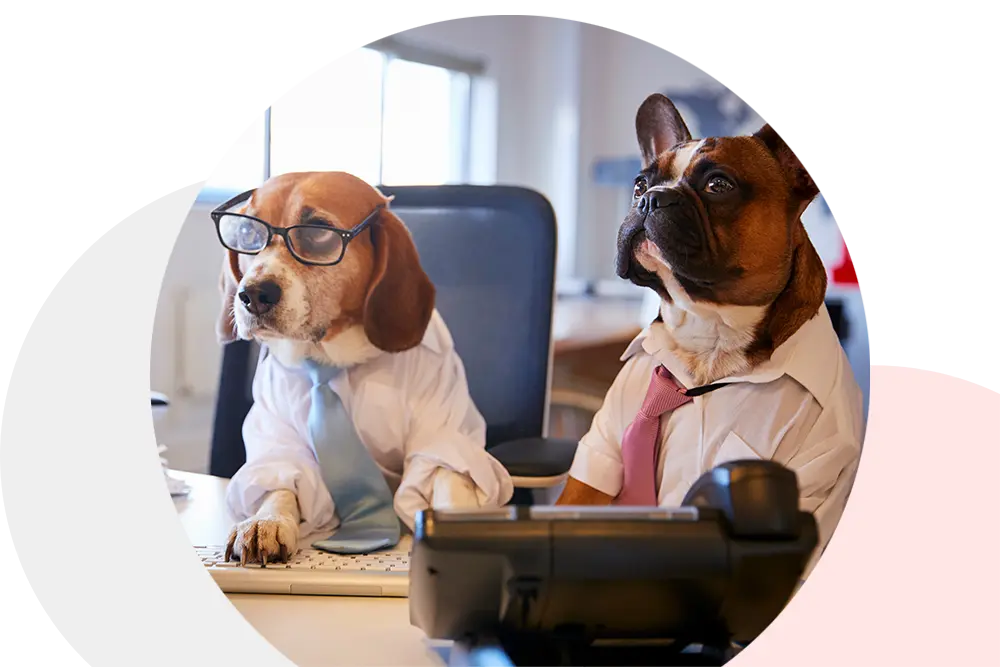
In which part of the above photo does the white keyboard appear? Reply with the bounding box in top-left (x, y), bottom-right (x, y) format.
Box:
top-left (195, 538), bottom-right (412, 597)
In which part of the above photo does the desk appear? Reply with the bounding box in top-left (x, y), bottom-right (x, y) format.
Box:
top-left (549, 297), bottom-right (648, 440)
top-left (552, 296), bottom-right (647, 355)
top-left (173, 471), bottom-right (442, 667)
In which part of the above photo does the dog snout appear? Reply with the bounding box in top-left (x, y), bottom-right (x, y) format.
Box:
top-left (639, 189), bottom-right (702, 248)
top-left (238, 280), bottom-right (282, 316)
top-left (637, 189), bottom-right (683, 216)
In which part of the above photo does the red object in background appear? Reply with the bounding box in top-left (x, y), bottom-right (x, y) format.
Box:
top-left (831, 240), bottom-right (858, 286)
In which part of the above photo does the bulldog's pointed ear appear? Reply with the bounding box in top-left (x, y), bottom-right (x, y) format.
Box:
top-left (754, 124), bottom-right (819, 215)
top-left (636, 94), bottom-right (693, 167)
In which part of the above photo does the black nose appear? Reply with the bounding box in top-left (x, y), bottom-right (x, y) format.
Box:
top-left (637, 190), bottom-right (670, 216)
top-left (238, 280), bottom-right (282, 316)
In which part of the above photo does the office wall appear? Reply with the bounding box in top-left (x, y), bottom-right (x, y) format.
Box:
top-left (151, 203), bottom-right (225, 471)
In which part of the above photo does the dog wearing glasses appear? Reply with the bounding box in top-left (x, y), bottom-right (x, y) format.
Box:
top-left (214, 171), bottom-right (513, 565)
top-left (558, 95), bottom-right (863, 576)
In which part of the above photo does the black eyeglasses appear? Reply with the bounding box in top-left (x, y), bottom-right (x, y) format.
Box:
top-left (210, 188), bottom-right (385, 267)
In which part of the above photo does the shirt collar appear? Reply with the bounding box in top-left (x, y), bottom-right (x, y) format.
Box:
top-left (418, 309), bottom-right (448, 355)
top-left (621, 304), bottom-right (841, 408)
top-left (261, 309), bottom-right (448, 371)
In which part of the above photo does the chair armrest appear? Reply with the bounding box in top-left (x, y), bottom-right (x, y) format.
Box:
top-left (488, 437), bottom-right (578, 488)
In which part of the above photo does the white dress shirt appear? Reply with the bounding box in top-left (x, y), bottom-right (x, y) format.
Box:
top-left (568, 305), bottom-right (864, 576)
top-left (225, 310), bottom-right (514, 540)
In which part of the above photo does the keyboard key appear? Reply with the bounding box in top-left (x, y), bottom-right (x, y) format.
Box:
top-left (195, 545), bottom-right (410, 573)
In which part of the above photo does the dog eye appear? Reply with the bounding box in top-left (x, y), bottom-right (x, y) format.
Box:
top-left (290, 227), bottom-right (345, 263)
top-left (705, 176), bottom-right (735, 194)
top-left (633, 178), bottom-right (648, 199)
top-left (234, 219), bottom-right (267, 250)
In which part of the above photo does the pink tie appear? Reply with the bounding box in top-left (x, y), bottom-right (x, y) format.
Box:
top-left (617, 366), bottom-right (693, 506)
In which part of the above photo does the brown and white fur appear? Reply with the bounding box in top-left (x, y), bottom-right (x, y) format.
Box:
top-left (217, 171), bottom-right (477, 564)
top-left (559, 94), bottom-right (826, 505)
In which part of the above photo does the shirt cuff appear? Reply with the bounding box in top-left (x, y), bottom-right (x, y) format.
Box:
top-left (567, 440), bottom-right (624, 498)
top-left (395, 450), bottom-right (515, 530)
top-left (226, 454), bottom-right (337, 537)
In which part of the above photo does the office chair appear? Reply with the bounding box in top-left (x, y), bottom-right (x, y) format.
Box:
top-left (209, 185), bottom-right (578, 504)
top-left (825, 298), bottom-right (849, 341)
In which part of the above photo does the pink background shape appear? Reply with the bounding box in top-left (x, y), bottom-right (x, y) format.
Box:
top-left (739, 365), bottom-right (1000, 666)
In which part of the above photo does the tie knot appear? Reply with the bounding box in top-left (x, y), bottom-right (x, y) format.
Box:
top-left (302, 358), bottom-right (344, 388)
top-left (638, 365), bottom-right (693, 418)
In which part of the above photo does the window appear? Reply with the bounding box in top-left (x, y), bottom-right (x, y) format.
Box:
top-left (200, 41), bottom-right (481, 200)
top-left (381, 57), bottom-right (471, 185)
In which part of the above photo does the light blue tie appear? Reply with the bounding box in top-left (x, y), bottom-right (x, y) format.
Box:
top-left (304, 360), bottom-right (401, 554)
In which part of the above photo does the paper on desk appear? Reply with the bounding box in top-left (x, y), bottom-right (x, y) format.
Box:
top-left (158, 444), bottom-right (191, 497)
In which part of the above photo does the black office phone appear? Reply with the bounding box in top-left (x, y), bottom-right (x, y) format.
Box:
top-left (409, 460), bottom-right (817, 666)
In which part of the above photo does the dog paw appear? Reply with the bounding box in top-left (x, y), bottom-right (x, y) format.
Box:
top-left (432, 469), bottom-right (481, 510)
top-left (225, 515), bottom-right (299, 567)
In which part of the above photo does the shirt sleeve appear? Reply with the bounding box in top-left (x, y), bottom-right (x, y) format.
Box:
top-left (394, 347), bottom-right (514, 530)
top-left (781, 402), bottom-right (863, 579)
top-left (566, 355), bottom-right (648, 497)
top-left (224, 354), bottom-right (337, 537)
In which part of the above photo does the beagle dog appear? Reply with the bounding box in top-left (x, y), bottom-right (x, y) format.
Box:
top-left (215, 171), bottom-right (512, 564)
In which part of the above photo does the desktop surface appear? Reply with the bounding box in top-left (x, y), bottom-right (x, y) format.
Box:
top-left (172, 471), bottom-right (440, 666)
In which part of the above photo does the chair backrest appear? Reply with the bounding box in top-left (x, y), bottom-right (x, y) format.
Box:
top-left (210, 185), bottom-right (557, 478)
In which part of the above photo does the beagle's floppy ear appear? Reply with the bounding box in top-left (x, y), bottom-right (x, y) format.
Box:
top-left (754, 123), bottom-right (820, 218)
top-left (215, 250), bottom-right (243, 345)
top-left (362, 210), bottom-right (435, 352)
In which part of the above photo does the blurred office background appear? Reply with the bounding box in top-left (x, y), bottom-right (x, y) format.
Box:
top-left (152, 16), bottom-right (868, 473)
